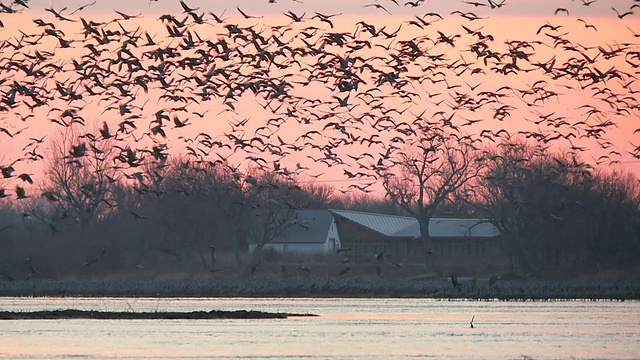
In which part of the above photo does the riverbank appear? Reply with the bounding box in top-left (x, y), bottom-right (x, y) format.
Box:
top-left (1, 277), bottom-right (639, 300)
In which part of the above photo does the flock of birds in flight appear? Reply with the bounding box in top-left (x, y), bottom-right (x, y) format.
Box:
top-left (0, 0), bottom-right (638, 203)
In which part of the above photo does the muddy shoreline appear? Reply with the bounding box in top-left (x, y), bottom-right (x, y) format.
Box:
top-left (0, 309), bottom-right (315, 320)
top-left (1, 278), bottom-right (639, 300)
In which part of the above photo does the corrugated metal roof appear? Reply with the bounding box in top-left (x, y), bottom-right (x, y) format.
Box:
top-left (254, 209), bottom-right (334, 244)
top-left (330, 209), bottom-right (500, 238)
top-left (329, 209), bottom-right (416, 237)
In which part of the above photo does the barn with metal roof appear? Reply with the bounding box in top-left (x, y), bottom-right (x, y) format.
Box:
top-left (329, 209), bottom-right (501, 238)
top-left (329, 209), bottom-right (508, 274)
top-left (248, 208), bottom-right (509, 274)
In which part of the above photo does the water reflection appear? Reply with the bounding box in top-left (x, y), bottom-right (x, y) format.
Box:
top-left (0, 297), bottom-right (638, 359)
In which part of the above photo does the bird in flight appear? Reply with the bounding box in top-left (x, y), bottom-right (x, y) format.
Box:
top-left (237, 6), bottom-right (263, 19)
top-left (554, 8), bottom-right (569, 15)
top-left (612, 7), bottom-right (633, 19)
top-left (364, 3), bottom-right (392, 15)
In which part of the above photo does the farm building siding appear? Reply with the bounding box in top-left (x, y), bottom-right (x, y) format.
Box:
top-left (430, 237), bottom-right (510, 275)
top-left (331, 209), bottom-right (510, 275)
top-left (333, 218), bottom-right (424, 263)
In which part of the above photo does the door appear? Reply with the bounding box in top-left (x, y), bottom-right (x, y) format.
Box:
top-left (328, 238), bottom-right (336, 252)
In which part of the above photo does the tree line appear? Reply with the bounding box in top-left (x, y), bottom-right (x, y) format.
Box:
top-left (0, 133), bottom-right (638, 281)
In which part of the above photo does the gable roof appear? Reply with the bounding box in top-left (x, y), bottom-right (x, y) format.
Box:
top-left (257, 209), bottom-right (335, 244)
top-left (329, 209), bottom-right (500, 238)
top-left (329, 209), bottom-right (416, 237)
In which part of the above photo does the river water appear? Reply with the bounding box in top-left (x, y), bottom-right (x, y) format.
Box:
top-left (0, 297), bottom-right (638, 359)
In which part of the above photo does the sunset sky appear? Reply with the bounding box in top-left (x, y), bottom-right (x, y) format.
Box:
top-left (0, 0), bottom-right (638, 197)
top-left (34, 0), bottom-right (640, 17)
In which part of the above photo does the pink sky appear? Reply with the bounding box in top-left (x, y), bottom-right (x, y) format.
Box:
top-left (33, 0), bottom-right (639, 17)
top-left (0, 0), bottom-right (638, 197)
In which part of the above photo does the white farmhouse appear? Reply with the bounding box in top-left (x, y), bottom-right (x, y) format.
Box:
top-left (248, 209), bottom-right (341, 254)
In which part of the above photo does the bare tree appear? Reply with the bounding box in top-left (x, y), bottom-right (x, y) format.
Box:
top-left (243, 171), bottom-right (309, 274)
top-left (471, 142), bottom-right (593, 275)
top-left (299, 182), bottom-right (339, 209)
top-left (378, 131), bottom-right (480, 270)
top-left (336, 190), bottom-right (402, 214)
top-left (41, 128), bottom-right (119, 227)
top-left (128, 157), bottom-right (242, 269)
top-left (564, 170), bottom-right (640, 272)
